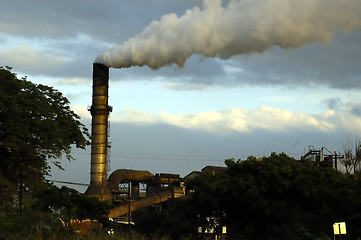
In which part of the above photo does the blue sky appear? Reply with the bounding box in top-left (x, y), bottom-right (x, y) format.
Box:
top-left (1, 0), bottom-right (361, 191)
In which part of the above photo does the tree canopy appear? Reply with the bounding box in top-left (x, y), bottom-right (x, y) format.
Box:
top-left (185, 153), bottom-right (361, 239)
top-left (0, 66), bottom-right (89, 200)
top-left (33, 185), bottom-right (110, 221)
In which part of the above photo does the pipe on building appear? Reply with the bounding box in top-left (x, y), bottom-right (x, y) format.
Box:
top-left (108, 190), bottom-right (173, 218)
top-left (107, 169), bottom-right (154, 191)
top-left (85, 63), bottom-right (112, 202)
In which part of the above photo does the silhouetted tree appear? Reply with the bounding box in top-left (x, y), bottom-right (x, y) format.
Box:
top-left (33, 185), bottom-right (110, 221)
top-left (133, 198), bottom-right (197, 240)
top-left (340, 138), bottom-right (361, 175)
top-left (186, 153), bottom-right (361, 239)
top-left (0, 66), bottom-right (90, 209)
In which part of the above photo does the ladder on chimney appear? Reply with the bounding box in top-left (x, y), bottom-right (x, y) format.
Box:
top-left (106, 119), bottom-right (111, 173)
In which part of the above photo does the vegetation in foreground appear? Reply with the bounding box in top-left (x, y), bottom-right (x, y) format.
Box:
top-left (3, 154), bottom-right (361, 240)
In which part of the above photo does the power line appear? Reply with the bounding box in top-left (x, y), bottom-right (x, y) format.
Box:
top-left (71, 149), bottom-right (236, 162)
top-left (47, 179), bottom-right (89, 186)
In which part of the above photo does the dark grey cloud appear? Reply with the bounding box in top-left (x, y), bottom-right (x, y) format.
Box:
top-left (321, 97), bottom-right (342, 110)
top-left (224, 32), bottom-right (361, 89)
top-left (1, 0), bottom-right (360, 90)
top-left (0, 0), bottom-right (199, 43)
top-left (350, 103), bottom-right (361, 117)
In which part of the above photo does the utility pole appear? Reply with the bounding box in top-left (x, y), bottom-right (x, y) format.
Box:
top-left (19, 167), bottom-right (23, 215)
top-left (128, 182), bottom-right (131, 226)
top-left (18, 157), bottom-right (24, 216)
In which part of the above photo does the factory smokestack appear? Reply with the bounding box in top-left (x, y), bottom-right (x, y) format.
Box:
top-left (85, 63), bottom-right (112, 202)
top-left (95, 0), bottom-right (361, 69)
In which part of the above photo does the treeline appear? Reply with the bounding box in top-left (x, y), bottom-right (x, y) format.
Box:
top-left (3, 153), bottom-right (361, 239)
top-left (135, 153), bottom-right (361, 240)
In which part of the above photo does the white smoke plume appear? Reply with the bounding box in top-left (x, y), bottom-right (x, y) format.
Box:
top-left (95, 0), bottom-right (361, 69)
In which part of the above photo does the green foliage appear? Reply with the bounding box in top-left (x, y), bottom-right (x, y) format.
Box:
top-left (33, 185), bottom-right (111, 221)
top-left (186, 153), bottom-right (361, 239)
top-left (0, 66), bottom-right (89, 160)
top-left (0, 66), bottom-right (90, 207)
top-left (0, 202), bottom-right (75, 240)
top-left (0, 207), bottom-right (152, 240)
top-left (133, 199), bottom-right (197, 240)
top-left (0, 184), bottom-right (113, 240)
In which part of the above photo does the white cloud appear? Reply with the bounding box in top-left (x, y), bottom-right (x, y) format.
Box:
top-left (65, 96), bottom-right (361, 136)
top-left (108, 105), bottom-right (348, 134)
top-left (0, 45), bottom-right (70, 70)
top-left (162, 82), bottom-right (210, 91)
top-left (111, 109), bottom-right (159, 125)
top-left (71, 105), bottom-right (91, 120)
top-left (54, 77), bottom-right (89, 86)
top-left (247, 106), bottom-right (334, 131)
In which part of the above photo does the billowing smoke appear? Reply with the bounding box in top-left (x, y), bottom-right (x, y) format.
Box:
top-left (95, 0), bottom-right (361, 69)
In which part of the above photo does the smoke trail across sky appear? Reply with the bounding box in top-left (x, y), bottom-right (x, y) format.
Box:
top-left (95, 0), bottom-right (361, 69)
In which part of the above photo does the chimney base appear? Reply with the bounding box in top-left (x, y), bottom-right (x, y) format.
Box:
top-left (85, 183), bottom-right (112, 202)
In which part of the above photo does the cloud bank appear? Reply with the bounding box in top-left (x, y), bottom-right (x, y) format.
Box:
top-left (73, 102), bottom-right (361, 134)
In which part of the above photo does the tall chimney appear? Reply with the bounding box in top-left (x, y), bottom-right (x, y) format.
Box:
top-left (85, 63), bottom-right (112, 201)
